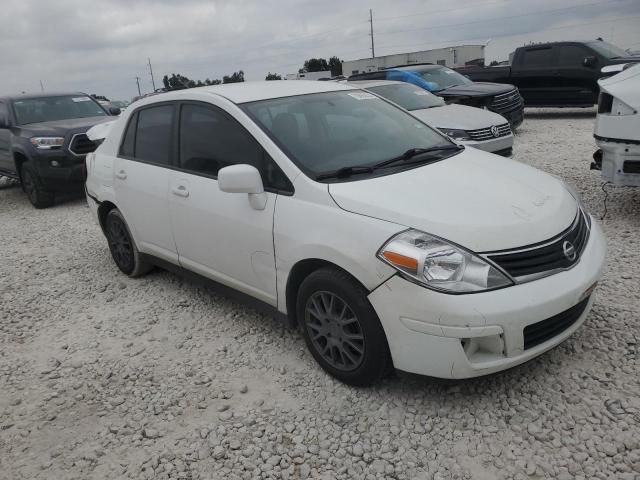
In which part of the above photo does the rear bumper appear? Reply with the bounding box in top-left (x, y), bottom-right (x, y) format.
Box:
top-left (368, 217), bottom-right (606, 379)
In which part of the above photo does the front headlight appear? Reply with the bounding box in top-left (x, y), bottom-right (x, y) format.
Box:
top-left (378, 229), bottom-right (512, 293)
top-left (30, 137), bottom-right (65, 150)
top-left (438, 128), bottom-right (470, 141)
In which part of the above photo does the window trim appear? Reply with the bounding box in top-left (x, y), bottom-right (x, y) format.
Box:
top-left (175, 100), bottom-right (294, 196)
top-left (117, 101), bottom-right (178, 168)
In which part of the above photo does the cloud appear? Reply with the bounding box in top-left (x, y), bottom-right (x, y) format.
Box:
top-left (1, 0), bottom-right (638, 100)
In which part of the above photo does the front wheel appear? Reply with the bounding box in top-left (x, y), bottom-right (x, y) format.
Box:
top-left (20, 164), bottom-right (54, 208)
top-left (297, 267), bottom-right (391, 386)
top-left (104, 209), bottom-right (152, 277)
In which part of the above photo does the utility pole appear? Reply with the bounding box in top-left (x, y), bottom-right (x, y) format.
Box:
top-left (147, 57), bottom-right (156, 92)
top-left (135, 76), bottom-right (142, 96)
top-left (369, 9), bottom-right (375, 58)
top-left (39, 80), bottom-right (44, 92)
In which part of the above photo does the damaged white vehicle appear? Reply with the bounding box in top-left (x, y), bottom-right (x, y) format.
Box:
top-left (592, 63), bottom-right (640, 186)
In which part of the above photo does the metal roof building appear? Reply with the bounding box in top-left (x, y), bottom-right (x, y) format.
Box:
top-left (342, 45), bottom-right (485, 75)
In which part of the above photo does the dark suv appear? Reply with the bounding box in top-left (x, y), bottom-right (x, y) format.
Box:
top-left (0, 92), bottom-right (118, 208)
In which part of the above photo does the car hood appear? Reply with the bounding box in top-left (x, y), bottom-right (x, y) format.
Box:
top-left (608, 56), bottom-right (640, 65)
top-left (328, 149), bottom-right (577, 252)
top-left (18, 116), bottom-right (113, 135)
top-left (438, 82), bottom-right (514, 97)
top-left (411, 104), bottom-right (509, 130)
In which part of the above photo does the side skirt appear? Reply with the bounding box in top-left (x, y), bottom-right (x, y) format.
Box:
top-left (138, 253), bottom-right (290, 327)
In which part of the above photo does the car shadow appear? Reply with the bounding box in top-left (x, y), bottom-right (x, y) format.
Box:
top-left (524, 108), bottom-right (596, 120)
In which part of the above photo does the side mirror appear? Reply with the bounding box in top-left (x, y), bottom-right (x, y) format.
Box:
top-left (218, 164), bottom-right (267, 210)
top-left (109, 106), bottom-right (121, 116)
top-left (583, 56), bottom-right (597, 68)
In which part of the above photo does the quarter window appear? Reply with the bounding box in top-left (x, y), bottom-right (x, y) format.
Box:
top-left (119, 112), bottom-right (137, 157)
top-left (134, 105), bottom-right (174, 165)
top-left (179, 104), bottom-right (292, 192)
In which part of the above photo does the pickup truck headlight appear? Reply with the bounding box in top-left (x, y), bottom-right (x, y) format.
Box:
top-left (30, 137), bottom-right (65, 150)
top-left (378, 229), bottom-right (513, 293)
top-left (438, 128), bottom-right (470, 141)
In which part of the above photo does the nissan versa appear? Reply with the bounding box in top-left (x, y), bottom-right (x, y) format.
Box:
top-left (85, 81), bottom-right (606, 386)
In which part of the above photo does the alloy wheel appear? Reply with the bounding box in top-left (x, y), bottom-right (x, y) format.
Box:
top-left (107, 218), bottom-right (133, 270)
top-left (304, 291), bottom-right (365, 372)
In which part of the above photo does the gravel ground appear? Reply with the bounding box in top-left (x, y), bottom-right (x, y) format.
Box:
top-left (1, 109), bottom-right (639, 480)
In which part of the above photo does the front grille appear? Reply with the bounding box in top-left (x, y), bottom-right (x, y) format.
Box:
top-left (68, 133), bottom-right (97, 156)
top-left (486, 211), bottom-right (590, 279)
top-left (490, 88), bottom-right (524, 114)
top-left (523, 296), bottom-right (590, 350)
top-left (466, 123), bottom-right (511, 141)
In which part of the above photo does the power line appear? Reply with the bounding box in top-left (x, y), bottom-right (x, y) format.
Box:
top-left (375, 0), bottom-right (629, 37)
top-left (374, 14), bottom-right (640, 55)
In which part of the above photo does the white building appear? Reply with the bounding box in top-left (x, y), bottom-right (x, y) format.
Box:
top-left (342, 45), bottom-right (485, 75)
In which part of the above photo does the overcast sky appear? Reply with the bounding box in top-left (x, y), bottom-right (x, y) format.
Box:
top-left (2, 0), bottom-right (639, 100)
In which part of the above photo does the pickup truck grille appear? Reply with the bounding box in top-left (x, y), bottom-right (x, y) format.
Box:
top-left (466, 123), bottom-right (511, 141)
top-left (68, 133), bottom-right (97, 156)
top-left (490, 88), bottom-right (524, 114)
top-left (485, 211), bottom-right (590, 280)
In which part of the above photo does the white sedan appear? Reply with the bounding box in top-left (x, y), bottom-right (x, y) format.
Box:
top-left (349, 80), bottom-right (514, 156)
top-left (85, 81), bottom-right (606, 386)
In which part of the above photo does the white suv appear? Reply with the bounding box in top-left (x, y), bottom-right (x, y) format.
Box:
top-left (85, 81), bottom-right (606, 386)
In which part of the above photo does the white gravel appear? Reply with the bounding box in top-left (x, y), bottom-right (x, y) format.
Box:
top-left (1, 109), bottom-right (639, 480)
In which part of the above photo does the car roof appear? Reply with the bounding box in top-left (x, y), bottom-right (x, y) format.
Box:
top-left (162, 81), bottom-right (358, 104)
top-left (346, 80), bottom-right (407, 88)
top-left (0, 92), bottom-right (89, 101)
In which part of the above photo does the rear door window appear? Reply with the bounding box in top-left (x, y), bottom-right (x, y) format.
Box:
top-left (520, 47), bottom-right (554, 67)
top-left (134, 105), bottom-right (174, 165)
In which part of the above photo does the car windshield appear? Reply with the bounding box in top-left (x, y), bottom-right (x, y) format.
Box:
top-left (416, 66), bottom-right (472, 91)
top-left (12, 95), bottom-right (108, 125)
top-left (241, 90), bottom-right (453, 180)
top-left (367, 84), bottom-right (446, 110)
top-left (587, 40), bottom-right (630, 59)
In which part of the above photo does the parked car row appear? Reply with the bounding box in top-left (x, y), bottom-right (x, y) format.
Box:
top-left (82, 81), bottom-right (606, 386)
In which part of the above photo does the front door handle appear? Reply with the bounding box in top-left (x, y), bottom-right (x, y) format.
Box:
top-left (115, 170), bottom-right (127, 180)
top-left (171, 185), bottom-right (189, 198)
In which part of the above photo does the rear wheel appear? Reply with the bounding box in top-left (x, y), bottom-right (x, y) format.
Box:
top-left (104, 209), bottom-right (152, 277)
top-left (20, 164), bottom-right (54, 208)
top-left (297, 267), bottom-right (391, 386)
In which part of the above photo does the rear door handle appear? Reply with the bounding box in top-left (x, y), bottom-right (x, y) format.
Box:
top-left (115, 170), bottom-right (127, 180)
top-left (171, 185), bottom-right (189, 198)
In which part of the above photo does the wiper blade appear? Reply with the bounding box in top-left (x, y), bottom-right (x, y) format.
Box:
top-left (373, 145), bottom-right (463, 169)
top-left (316, 165), bottom-right (374, 181)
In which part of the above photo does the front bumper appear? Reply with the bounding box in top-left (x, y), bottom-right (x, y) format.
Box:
top-left (460, 134), bottom-right (513, 156)
top-left (368, 217), bottom-right (606, 379)
top-left (34, 152), bottom-right (86, 190)
top-left (498, 107), bottom-right (524, 129)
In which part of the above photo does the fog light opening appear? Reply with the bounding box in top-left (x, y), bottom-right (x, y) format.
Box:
top-left (50, 160), bottom-right (61, 167)
top-left (460, 333), bottom-right (505, 364)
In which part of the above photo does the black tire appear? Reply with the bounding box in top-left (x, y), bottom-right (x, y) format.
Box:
top-left (297, 267), bottom-right (391, 386)
top-left (104, 209), bottom-right (152, 277)
top-left (20, 163), bottom-right (54, 208)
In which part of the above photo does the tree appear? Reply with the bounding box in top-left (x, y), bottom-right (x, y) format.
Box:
top-left (489, 60), bottom-right (500, 67)
top-left (223, 70), bottom-right (245, 84)
top-left (328, 56), bottom-right (343, 76)
top-left (162, 73), bottom-right (222, 91)
top-left (301, 58), bottom-right (330, 73)
top-left (265, 72), bottom-right (282, 81)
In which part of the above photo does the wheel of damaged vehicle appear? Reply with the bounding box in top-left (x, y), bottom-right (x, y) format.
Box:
top-left (297, 267), bottom-right (391, 386)
top-left (20, 164), bottom-right (54, 208)
top-left (104, 209), bottom-right (152, 277)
